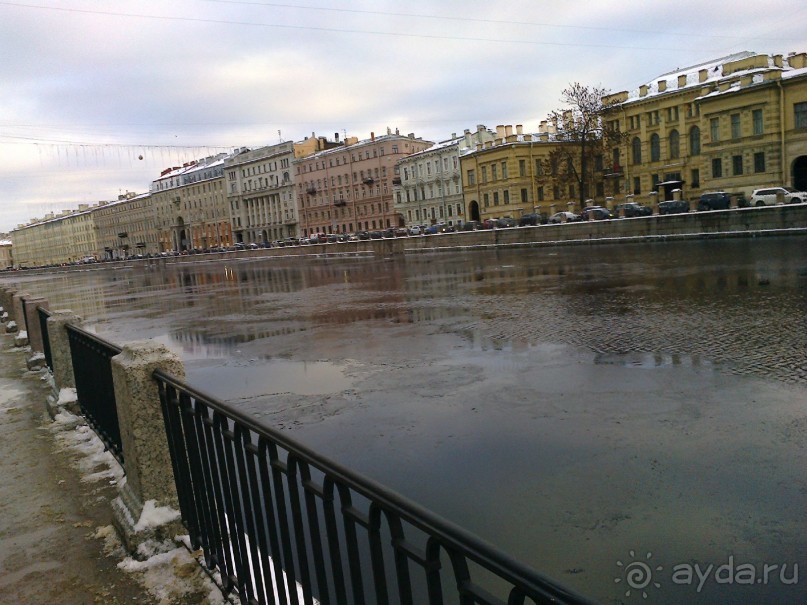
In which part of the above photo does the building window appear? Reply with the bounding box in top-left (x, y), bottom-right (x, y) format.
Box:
top-left (710, 117), bottom-right (720, 142)
top-left (491, 164), bottom-right (498, 180)
top-left (753, 109), bottom-right (763, 135)
top-left (632, 137), bottom-right (642, 164)
top-left (712, 158), bottom-right (723, 178)
top-left (537, 186), bottom-right (544, 201)
top-left (481, 166), bottom-right (487, 183)
top-left (669, 129), bottom-right (680, 159)
top-left (483, 193), bottom-right (489, 207)
top-left (493, 192), bottom-right (499, 206)
top-left (731, 114), bottom-right (741, 139)
top-left (521, 188), bottom-right (528, 203)
top-left (501, 161), bottom-right (508, 179)
top-left (650, 134), bottom-right (660, 162)
top-left (754, 152), bottom-right (766, 173)
top-left (467, 169), bottom-right (476, 186)
top-left (633, 177), bottom-right (641, 195)
top-left (690, 126), bottom-right (701, 156)
top-left (535, 159), bottom-right (544, 175)
top-left (519, 160), bottom-right (526, 177)
top-left (796, 102), bottom-right (807, 128)
top-left (691, 168), bottom-right (700, 189)
top-left (732, 155), bottom-right (743, 175)
top-left (503, 190), bottom-right (510, 204)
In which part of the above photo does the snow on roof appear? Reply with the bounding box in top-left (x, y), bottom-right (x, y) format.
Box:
top-left (0, 240), bottom-right (11, 246)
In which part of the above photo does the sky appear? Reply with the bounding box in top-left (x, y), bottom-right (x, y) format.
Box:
top-left (1, 0), bottom-right (806, 233)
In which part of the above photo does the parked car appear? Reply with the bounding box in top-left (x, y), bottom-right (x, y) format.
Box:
top-left (518, 213), bottom-right (546, 226)
top-left (495, 217), bottom-right (518, 228)
top-left (658, 200), bottom-right (690, 215)
top-left (581, 206), bottom-right (613, 220)
top-left (697, 191), bottom-right (731, 211)
top-left (749, 186), bottom-right (807, 206)
top-left (424, 224), bottom-right (447, 234)
top-left (548, 211), bottom-right (581, 224)
top-left (461, 220), bottom-right (483, 231)
top-left (615, 202), bottom-right (653, 217)
top-left (408, 226), bottom-right (422, 235)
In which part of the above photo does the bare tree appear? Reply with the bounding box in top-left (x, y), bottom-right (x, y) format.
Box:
top-left (539, 83), bottom-right (624, 209)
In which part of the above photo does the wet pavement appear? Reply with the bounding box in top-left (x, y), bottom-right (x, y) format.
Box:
top-left (3, 236), bottom-right (806, 604)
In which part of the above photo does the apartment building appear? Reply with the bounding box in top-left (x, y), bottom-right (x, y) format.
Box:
top-left (294, 130), bottom-right (432, 236)
top-left (151, 153), bottom-right (232, 252)
top-left (93, 191), bottom-right (156, 259)
top-left (224, 142), bottom-right (298, 244)
top-left (0, 239), bottom-right (12, 269)
top-left (394, 125), bottom-right (497, 228)
top-left (460, 124), bottom-right (581, 222)
top-left (603, 51), bottom-right (807, 202)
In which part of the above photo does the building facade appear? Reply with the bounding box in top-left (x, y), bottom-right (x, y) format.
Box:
top-left (93, 192), bottom-right (157, 259)
top-left (224, 142), bottom-right (298, 244)
top-left (151, 154), bottom-right (232, 252)
top-left (603, 51), bottom-right (807, 203)
top-left (0, 240), bottom-right (12, 269)
top-left (294, 130), bottom-right (432, 236)
top-left (461, 124), bottom-right (580, 222)
top-left (394, 125), bottom-right (497, 228)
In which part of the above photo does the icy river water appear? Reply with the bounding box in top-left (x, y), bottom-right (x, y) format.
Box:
top-left (6, 236), bottom-right (806, 604)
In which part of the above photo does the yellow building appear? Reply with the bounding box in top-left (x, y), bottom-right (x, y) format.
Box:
top-left (0, 239), bottom-right (12, 270)
top-left (93, 192), bottom-right (157, 259)
top-left (603, 51), bottom-right (807, 203)
top-left (460, 124), bottom-right (586, 222)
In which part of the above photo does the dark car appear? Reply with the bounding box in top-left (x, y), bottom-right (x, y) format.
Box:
top-left (461, 220), bottom-right (483, 231)
top-left (357, 231), bottom-right (371, 240)
top-left (697, 191), bottom-right (731, 211)
top-left (495, 217), bottom-right (518, 228)
top-left (581, 206), bottom-right (613, 220)
top-left (658, 200), bottom-right (690, 215)
top-left (518, 213), bottom-right (546, 226)
top-left (615, 202), bottom-right (653, 218)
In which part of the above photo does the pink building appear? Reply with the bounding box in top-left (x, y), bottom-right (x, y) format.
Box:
top-left (294, 130), bottom-right (432, 235)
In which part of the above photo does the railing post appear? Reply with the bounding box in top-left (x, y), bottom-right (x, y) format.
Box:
top-left (45, 311), bottom-right (82, 416)
top-left (110, 341), bottom-right (186, 556)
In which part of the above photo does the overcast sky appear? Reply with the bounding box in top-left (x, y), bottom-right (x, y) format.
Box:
top-left (1, 0), bottom-right (806, 233)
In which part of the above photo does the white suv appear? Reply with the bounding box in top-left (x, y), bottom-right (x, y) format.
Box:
top-left (749, 186), bottom-right (807, 206)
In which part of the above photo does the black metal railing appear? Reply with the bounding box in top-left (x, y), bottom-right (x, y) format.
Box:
top-left (154, 370), bottom-right (598, 605)
top-left (66, 324), bottom-right (124, 466)
top-left (37, 306), bottom-right (53, 371)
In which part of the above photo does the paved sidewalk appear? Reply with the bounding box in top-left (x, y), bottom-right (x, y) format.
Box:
top-left (0, 332), bottom-right (222, 604)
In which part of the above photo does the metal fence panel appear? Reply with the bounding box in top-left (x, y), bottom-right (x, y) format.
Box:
top-left (37, 307), bottom-right (53, 371)
top-left (154, 369), bottom-right (598, 605)
top-left (66, 324), bottom-right (124, 466)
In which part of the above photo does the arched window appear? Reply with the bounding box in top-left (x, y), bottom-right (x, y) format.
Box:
top-left (669, 130), bottom-right (680, 159)
top-left (690, 126), bottom-right (701, 156)
top-left (632, 137), bottom-right (642, 165)
top-left (650, 134), bottom-right (661, 162)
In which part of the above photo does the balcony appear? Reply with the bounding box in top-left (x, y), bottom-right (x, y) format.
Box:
top-left (363, 177), bottom-right (374, 185)
top-left (603, 164), bottom-right (624, 178)
top-left (392, 176), bottom-right (401, 185)
top-left (306, 186), bottom-right (317, 195)
top-left (117, 232), bottom-right (128, 238)
top-left (334, 200), bottom-right (347, 207)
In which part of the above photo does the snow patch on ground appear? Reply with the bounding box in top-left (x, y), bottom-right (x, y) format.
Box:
top-left (134, 499), bottom-right (181, 532)
top-left (56, 387), bottom-right (78, 406)
top-left (48, 409), bottom-right (124, 485)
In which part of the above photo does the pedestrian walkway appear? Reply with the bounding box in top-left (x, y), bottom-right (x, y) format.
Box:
top-left (0, 331), bottom-right (223, 604)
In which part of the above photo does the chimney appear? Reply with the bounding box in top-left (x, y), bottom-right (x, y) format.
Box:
top-left (370, 131), bottom-right (375, 141)
top-left (678, 74), bottom-right (687, 88)
top-left (639, 84), bottom-right (648, 97)
top-left (505, 125), bottom-right (513, 137)
top-left (516, 124), bottom-right (523, 135)
top-left (699, 69), bottom-right (708, 82)
top-left (658, 80), bottom-right (667, 92)
top-left (335, 132), bottom-right (339, 142)
top-left (496, 124), bottom-right (505, 138)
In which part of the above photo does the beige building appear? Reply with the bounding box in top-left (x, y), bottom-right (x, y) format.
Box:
top-left (460, 124), bottom-right (580, 222)
top-left (93, 191), bottom-right (157, 259)
top-left (395, 125), bottom-right (497, 228)
top-left (224, 142), bottom-right (298, 244)
top-left (11, 205), bottom-right (97, 267)
top-left (603, 51), bottom-right (807, 203)
top-left (0, 240), bottom-right (12, 270)
top-left (295, 130), bottom-right (432, 235)
top-left (151, 154), bottom-right (232, 252)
